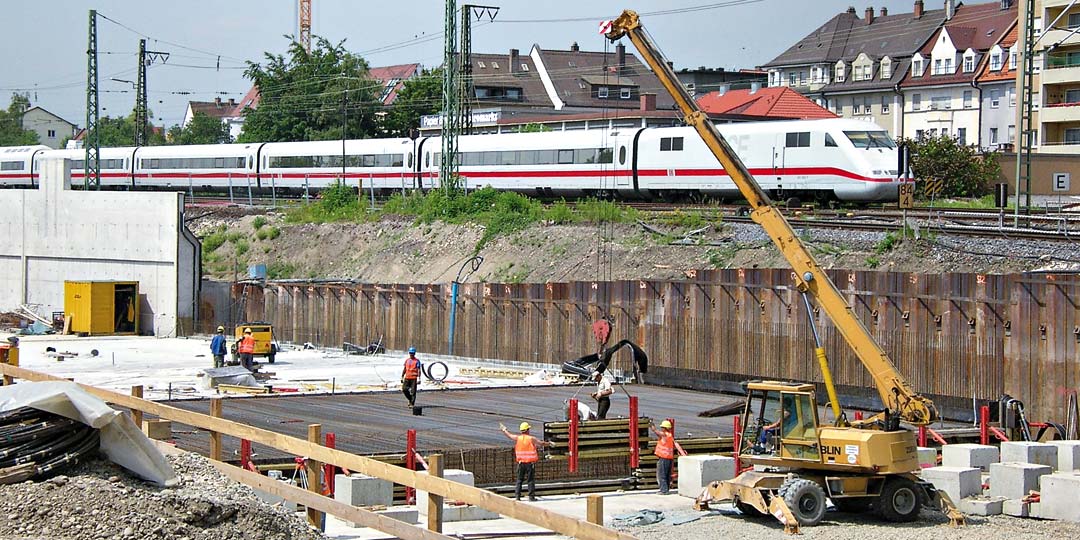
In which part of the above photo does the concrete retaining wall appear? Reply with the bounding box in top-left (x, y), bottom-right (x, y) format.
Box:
top-left (0, 159), bottom-right (199, 336)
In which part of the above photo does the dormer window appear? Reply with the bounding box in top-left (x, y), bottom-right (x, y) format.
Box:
top-left (990, 52), bottom-right (1002, 71)
top-left (880, 57), bottom-right (892, 79)
top-left (912, 55), bottom-right (925, 77)
top-left (1010, 45), bottom-right (1017, 69)
top-left (478, 61), bottom-right (487, 68)
top-left (835, 61), bottom-right (846, 83)
top-left (963, 56), bottom-right (974, 72)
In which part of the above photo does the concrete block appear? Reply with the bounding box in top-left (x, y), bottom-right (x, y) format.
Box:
top-left (1040, 472), bottom-right (1080, 522)
top-left (442, 504), bottom-right (499, 521)
top-left (1048, 441), bottom-right (1080, 472)
top-left (334, 473), bottom-right (393, 507)
top-left (1001, 441), bottom-right (1058, 469)
top-left (988, 462), bottom-right (1052, 499)
top-left (941, 444), bottom-right (998, 471)
top-left (917, 447), bottom-right (938, 469)
top-left (1003, 499), bottom-right (1030, 518)
top-left (677, 455), bottom-right (736, 498)
top-left (957, 496), bottom-right (1005, 516)
top-left (346, 508), bottom-right (419, 528)
top-left (920, 467), bottom-right (982, 503)
top-left (416, 469), bottom-right (474, 515)
top-left (142, 419), bottom-right (172, 440)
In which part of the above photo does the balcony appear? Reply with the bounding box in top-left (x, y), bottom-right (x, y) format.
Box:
top-left (1037, 142), bottom-right (1080, 154)
top-left (1045, 0), bottom-right (1079, 9)
top-left (1040, 102), bottom-right (1080, 124)
top-left (1041, 56), bottom-right (1080, 85)
top-left (1041, 28), bottom-right (1080, 51)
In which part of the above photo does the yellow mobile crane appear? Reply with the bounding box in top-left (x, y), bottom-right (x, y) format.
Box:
top-left (605, 11), bottom-right (964, 533)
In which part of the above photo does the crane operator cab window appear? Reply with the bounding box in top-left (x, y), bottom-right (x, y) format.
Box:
top-left (741, 389), bottom-right (820, 462)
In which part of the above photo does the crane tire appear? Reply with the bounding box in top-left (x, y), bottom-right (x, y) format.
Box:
top-left (876, 477), bottom-right (923, 522)
top-left (779, 477), bottom-right (827, 526)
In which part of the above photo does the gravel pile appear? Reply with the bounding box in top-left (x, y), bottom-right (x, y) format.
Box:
top-left (622, 507), bottom-right (1080, 540)
top-left (0, 452), bottom-right (324, 540)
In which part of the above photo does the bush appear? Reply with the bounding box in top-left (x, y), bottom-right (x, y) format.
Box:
top-left (576, 199), bottom-right (639, 223)
top-left (543, 200), bottom-right (578, 224)
top-left (202, 231), bottom-right (226, 253)
top-left (267, 261), bottom-right (297, 279)
top-left (898, 135), bottom-right (1001, 198)
top-left (255, 226), bottom-right (281, 241)
top-left (252, 216), bottom-right (267, 230)
top-left (234, 239), bottom-right (249, 256)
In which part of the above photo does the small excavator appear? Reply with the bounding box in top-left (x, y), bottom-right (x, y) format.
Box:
top-left (604, 10), bottom-right (965, 534)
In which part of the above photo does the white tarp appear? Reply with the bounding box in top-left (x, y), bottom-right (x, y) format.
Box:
top-left (0, 381), bottom-right (177, 486)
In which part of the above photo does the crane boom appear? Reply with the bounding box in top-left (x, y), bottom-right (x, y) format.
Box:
top-left (606, 10), bottom-right (937, 426)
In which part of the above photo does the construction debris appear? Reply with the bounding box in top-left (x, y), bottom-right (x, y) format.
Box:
top-left (613, 509), bottom-right (664, 526)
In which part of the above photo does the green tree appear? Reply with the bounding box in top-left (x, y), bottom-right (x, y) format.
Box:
top-left (239, 36), bottom-right (380, 143)
top-left (380, 68), bottom-right (443, 137)
top-left (898, 135), bottom-right (1001, 198)
top-left (518, 122), bottom-right (551, 133)
top-left (168, 112), bottom-right (233, 145)
top-left (0, 94), bottom-right (40, 146)
top-left (86, 111), bottom-right (166, 147)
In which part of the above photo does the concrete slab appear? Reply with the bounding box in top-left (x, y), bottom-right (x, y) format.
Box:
top-left (917, 447), bottom-right (938, 469)
top-left (958, 496), bottom-right (1005, 516)
top-left (1040, 472), bottom-right (1080, 521)
top-left (677, 455), bottom-right (735, 498)
top-left (989, 462), bottom-right (1052, 499)
top-left (343, 507), bottom-right (419, 528)
top-left (1001, 441), bottom-right (1058, 469)
top-left (942, 443), bottom-right (998, 471)
top-left (1003, 499), bottom-right (1030, 518)
top-left (1048, 441), bottom-right (1080, 472)
top-left (919, 466), bottom-right (982, 502)
top-left (335, 473), bottom-right (393, 508)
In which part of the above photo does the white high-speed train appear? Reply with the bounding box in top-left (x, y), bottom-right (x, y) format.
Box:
top-left (0, 118), bottom-right (901, 202)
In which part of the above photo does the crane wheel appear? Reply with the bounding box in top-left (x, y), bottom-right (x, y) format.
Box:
top-left (877, 477), bottom-right (923, 522)
top-left (735, 500), bottom-right (767, 518)
top-left (779, 477), bottom-right (827, 526)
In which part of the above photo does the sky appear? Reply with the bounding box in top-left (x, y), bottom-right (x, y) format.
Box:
top-left (2, 0), bottom-right (932, 130)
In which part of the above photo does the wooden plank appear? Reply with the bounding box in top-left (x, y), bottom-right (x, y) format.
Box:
top-left (130, 386), bottom-right (143, 427)
top-left (0, 365), bottom-right (637, 540)
top-left (587, 494), bottom-right (603, 525)
top-left (427, 453), bottom-right (443, 533)
top-left (207, 459), bottom-right (456, 540)
top-left (307, 424), bottom-right (324, 530)
top-left (209, 398), bottom-right (223, 461)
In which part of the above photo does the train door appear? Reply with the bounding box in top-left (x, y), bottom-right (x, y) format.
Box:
top-left (771, 134), bottom-right (783, 195)
top-left (615, 144), bottom-right (629, 188)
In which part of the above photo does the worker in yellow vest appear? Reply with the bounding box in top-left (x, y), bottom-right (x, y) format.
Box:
top-left (500, 422), bottom-right (553, 501)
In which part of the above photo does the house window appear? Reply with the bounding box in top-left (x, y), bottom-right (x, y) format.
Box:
top-left (852, 97), bottom-right (861, 114)
top-left (882, 96), bottom-right (890, 114)
top-left (933, 59), bottom-right (944, 75)
top-left (964, 56), bottom-right (975, 73)
top-left (521, 64), bottom-right (529, 71)
top-left (912, 93), bottom-right (922, 111)
top-left (835, 64), bottom-right (845, 83)
top-left (990, 128), bottom-right (999, 144)
top-left (912, 58), bottom-right (924, 76)
top-left (963, 90), bottom-right (973, 108)
top-left (916, 129), bottom-right (925, 140)
top-left (863, 96), bottom-right (873, 114)
top-left (47, 129), bottom-right (56, 138)
top-left (660, 137), bottom-right (684, 151)
top-left (881, 60), bottom-right (891, 79)
top-left (790, 72), bottom-right (798, 86)
top-left (990, 54), bottom-right (1002, 71)
top-left (931, 96), bottom-right (950, 110)
top-left (1009, 87), bottom-right (1016, 107)
top-left (1010, 48), bottom-right (1017, 70)
top-left (1009, 125), bottom-right (1017, 143)
top-left (620, 87), bottom-right (632, 99)
top-left (944, 58), bottom-right (954, 73)
top-left (957, 128), bottom-right (967, 145)
top-left (1066, 128), bottom-right (1080, 144)
top-left (1069, 12), bottom-right (1080, 29)
top-left (991, 90), bottom-right (1001, 108)
top-left (1066, 89), bottom-right (1080, 103)
top-left (478, 61), bottom-right (486, 68)
top-left (834, 100), bottom-right (843, 114)
top-left (598, 86), bottom-right (609, 98)
top-left (785, 132), bottom-right (811, 148)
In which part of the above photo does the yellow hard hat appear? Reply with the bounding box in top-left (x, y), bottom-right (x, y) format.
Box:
top-left (659, 420), bottom-right (673, 429)
top-left (216, 326), bottom-right (224, 332)
top-left (519, 422), bottom-right (531, 431)
top-left (243, 327), bottom-right (252, 334)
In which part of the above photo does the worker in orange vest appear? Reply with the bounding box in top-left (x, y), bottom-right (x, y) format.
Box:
top-left (237, 328), bottom-right (256, 371)
top-left (500, 421), bottom-right (552, 501)
top-left (400, 347), bottom-right (422, 407)
top-left (650, 419), bottom-right (686, 495)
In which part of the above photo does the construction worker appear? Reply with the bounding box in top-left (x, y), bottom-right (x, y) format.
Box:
top-left (500, 422), bottom-right (552, 501)
top-left (210, 326), bottom-right (227, 368)
top-left (650, 419), bottom-right (686, 495)
top-left (590, 371), bottom-right (613, 420)
top-left (401, 347), bottom-right (422, 407)
top-left (237, 328), bottom-right (255, 371)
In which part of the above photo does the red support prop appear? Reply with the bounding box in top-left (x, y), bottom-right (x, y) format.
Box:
top-left (405, 429), bottom-right (417, 504)
top-left (989, 426), bottom-right (1010, 442)
top-left (629, 396), bottom-right (640, 468)
top-left (323, 433), bottom-right (336, 497)
top-left (854, 411), bottom-right (864, 421)
top-left (733, 415), bottom-right (742, 474)
top-left (569, 398), bottom-right (579, 473)
top-left (926, 427), bottom-right (949, 446)
top-left (240, 439), bottom-right (254, 471)
top-left (918, 425), bottom-right (928, 447)
top-left (980, 405), bottom-right (990, 446)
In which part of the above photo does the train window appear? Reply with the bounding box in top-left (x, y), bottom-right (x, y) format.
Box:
top-left (536, 149), bottom-right (555, 164)
top-left (500, 151), bottom-right (518, 165)
top-left (843, 131), bottom-right (896, 149)
top-left (434, 153), bottom-right (441, 167)
top-left (215, 157), bottom-right (225, 168)
top-left (558, 149), bottom-right (574, 164)
top-left (247, 157), bottom-right (253, 169)
top-left (785, 132), bottom-right (811, 148)
top-left (391, 154), bottom-right (404, 167)
top-left (0, 161), bottom-right (23, 171)
top-left (619, 146), bottom-right (627, 165)
top-left (425, 153), bottom-right (430, 167)
top-left (408, 153), bottom-right (414, 168)
top-left (660, 137), bottom-right (684, 151)
top-left (825, 134), bottom-right (838, 147)
top-left (482, 151), bottom-right (499, 166)
top-left (518, 150), bottom-right (537, 165)
top-left (574, 149), bottom-right (595, 164)
top-left (599, 148), bottom-right (614, 164)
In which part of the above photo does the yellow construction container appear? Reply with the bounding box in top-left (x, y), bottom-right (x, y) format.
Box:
top-left (63, 281), bottom-right (139, 335)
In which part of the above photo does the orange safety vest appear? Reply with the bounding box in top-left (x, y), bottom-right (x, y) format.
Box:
top-left (404, 357), bottom-right (421, 380)
top-left (238, 336), bottom-right (255, 354)
top-left (654, 432), bottom-right (675, 460)
top-left (514, 434), bottom-right (539, 463)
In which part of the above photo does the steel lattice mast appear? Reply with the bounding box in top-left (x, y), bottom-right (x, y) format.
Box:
top-left (441, 0), bottom-right (460, 192)
top-left (85, 10), bottom-right (100, 189)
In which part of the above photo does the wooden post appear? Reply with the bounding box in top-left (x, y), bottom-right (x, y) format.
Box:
top-left (628, 396), bottom-right (639, 468)
top-left (130, 385), bottom-right (144, 428)
top-left (307, 424), bottom-right (324, 530)
top-left (427, 453), bottom-right (444, 533)
top-left (586, 494), bottom-right (604, 525)
top-left (209, 398), bottom-right (223, 461)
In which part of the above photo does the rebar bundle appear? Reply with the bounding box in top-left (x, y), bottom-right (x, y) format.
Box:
top-left (0, 407), bottom-right (100, 482)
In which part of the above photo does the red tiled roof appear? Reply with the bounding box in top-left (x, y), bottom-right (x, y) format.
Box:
top-left (977, 20), bottom-right (1018, 83)
top-left (188, 99), bottom-right (238, 119)
top-left (696, 87), bottom-right (837, 120)
top-left (368, 63), bottom-right (420, 105)
top-left (231, 86), bottom-right (261, 116)
top-left (904, 1), bottom-right (1016, 89)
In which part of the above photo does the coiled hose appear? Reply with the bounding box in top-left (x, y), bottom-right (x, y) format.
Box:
top-left (0, 407), bottom-right (100, 480)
